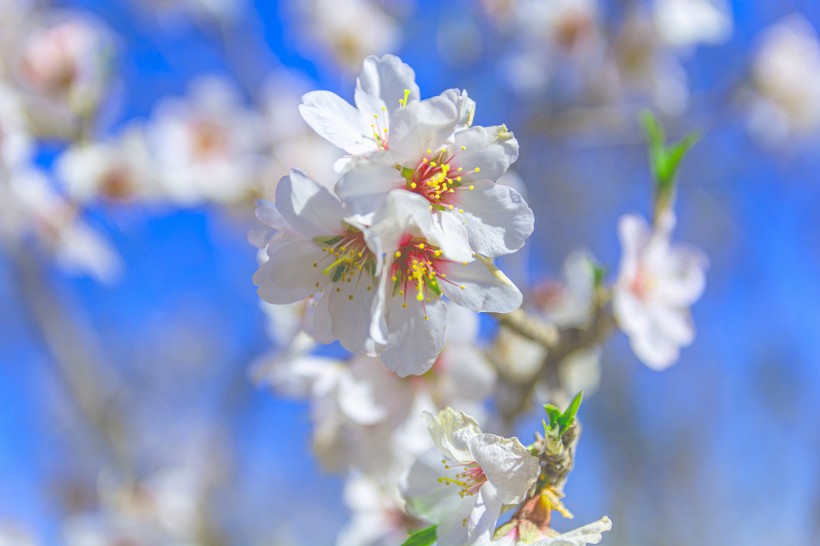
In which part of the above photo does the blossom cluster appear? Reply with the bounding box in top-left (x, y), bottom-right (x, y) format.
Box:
top-left (253, 54), bottom-right (533, 376)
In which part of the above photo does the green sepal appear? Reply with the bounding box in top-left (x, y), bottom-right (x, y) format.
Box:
top-left (331, 266), bottom-right (344, 283)
top-left (401, 525), bottom-right (437, 546)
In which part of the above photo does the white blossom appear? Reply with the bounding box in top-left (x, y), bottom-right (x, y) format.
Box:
top-left (287, 0), bottom-right (402, 72)
top-left (613, 212), bottom-right (707, 369)
top-left (146, 77), bottom-right (264, 205)
top-left (745, 15), bottom-right (820, 144)
top-left (56, 124), bottom-right (162, 203)
top-left (652, 0), bottom-right (732, 48)
top-left (252, 169), bottom-right (382, 355)
top-left (367, 190), bottom-right (523, 376)
top-left (402, 408), bottom-right (540, 546)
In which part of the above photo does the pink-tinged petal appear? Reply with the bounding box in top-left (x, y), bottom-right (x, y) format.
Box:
top-left (468, 434), bottom-right (539, 505)
top-left (617, 214), bottom-right (650, 281)
top-left (389, 97), bottom-right (459, 166)
top-left (380, 296), bottom-right (447, 377)
top-left (440, 258), bottom-right (523, 313)
top-left (402, 447), bottom-right (466, 524)
top-left (275, 169), bottom-right (345, 239)
top-left (453, 125), bottom-right (519, 183)
top-left (356, 54), bottom-right (420, 112)
top-left (299, 90), bottom-right (374, 154)
top-left (335, 161), bottom-right (404, 217)
top-left (456, 179), bottom-right (534, 257)
top-left (423, 407), bottom-right (482, 463)
top-left (253, 239), bottom-right (328, 304)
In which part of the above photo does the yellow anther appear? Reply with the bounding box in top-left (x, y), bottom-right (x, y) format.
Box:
top-left (456, 176), bottom-right (462, 182)
top-left (402, 303), bottom-right (408, 308)
top-left (410, 182), bottom-right (417, 189)
top-left (399, 290), bottom-right (405, 296)
top-left (430, 161), bottom-right (437, 167)
top-left (394, 251), bottom-right (402, 258)
top-left (448, 204), bottom-right (454, 210)
top-left (374, 114), bottom-right (379, 119)
top-left (391, 276), bottom-right (397, 282)
top-left (459, 209), bottom-right (464, 213)
top-left (416, 293), bottom-right (424, 301)
top-left (457, 167), bottom-right (463, 172)
top-left (418, 243), bottom-right (425, 249)
top-left (434, 249), bottom-right (442, 257)
top-left (460, 285), bottom-right (465, 289)
top-left (426, 148), bottom-right (432, 155)
top-left (460, 145), bottom-right (466, 151)
top-left (474, 167), bottom-right (481, 173)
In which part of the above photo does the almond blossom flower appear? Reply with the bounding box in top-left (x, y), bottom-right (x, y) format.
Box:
top-left (287, 0), bottom-right (402, 72)
top-left (146, 77), bottom-right (264, 205)
top-left (613, 212), bottom-right (708, 369)
top-left (337, 118), bottom-right (533, 259)
top-left (652, 0), bottom-right (732, 48)
top-left (10, 11), bottom-right (115, 135)
top-left (744, 15), bottom-right (820, 144)
top-left (252, 169), bottom-right (382, 355)
top-left (299, 54), bottom-right (422, 166)
top-left (55, 124), bottom-right (162, 203)
top-left (402, 408), bottom-right (540, 546)
top-left (367, 190), bottom-right (523, 376)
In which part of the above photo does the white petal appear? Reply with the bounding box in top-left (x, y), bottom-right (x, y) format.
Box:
top-left (435, 498), bottom-right (475, 546)
top-left (452, 125), bottom-right (519, 183)
top-left (255, 199), bottom-right (288, 231)
top-left (356, 54), bottom-right (420, 112)
top-left (532, 516), bottom-right (613, 546)
top-left (402, 447), bottom-right (465, 524)
top-left (440, 258), bottom-right (523, 313)
top-left (456, 180), bottom-right (534, 257)
top-left (328, 278), bottom-right (380, 355)
top-left (388, 97), bottom-right (459, 166)
top-left (468, 434), bottom-right (539, 505)
top-left (335, 160), bottom-right (404, 216)
top-left (275, 169), bottom-right (345, 239)
top-left (440, 88), bottom-right (476, 129)
top-left (429, 211), bottom-right (474, 264)
top-left (465, 484), bottom-right (504, 546)
top-left (380, 296), bottom-right (447, 377)
top-left (424, 407), bottom-right (482, 463)
top-left (253, 239), bottom-right (328, 304)
top-left (368, 190), bottom-right (434, 256)
top-left (299, 90), bottom-right (374, 154)
top-left (304, 293), bottom-right (335, 343)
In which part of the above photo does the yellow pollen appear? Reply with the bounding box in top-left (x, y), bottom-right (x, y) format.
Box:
top-left (418, 243), bottom-right (425, 249)
top-left (410, 182), bottom-right (417, 189)
top-left (469, 184), bottom-right (474, 190)
top-left (374, 114), bottom-right (379, 119)
top-left (457, 167), bottom-right (463, 172)
top-left (399, 290), bottom-right (404, 296)
top-left (434, 250), bottom-right (442, 257)
top-left (402, 303), bottom-right (408, 308)
top-left (460, 145), bottom-right (466, 151)
top-left (448, 204), bottom-right (454, 210)
top-left (424, 316), bottom-right (429, 321)
top-left (456, 176), bottom-right (462, 182)
top-left (459, 209), bottom-right (464, 213)
top-left (423, 158), bottom-right (429, 164)
top-left (430, 161), bottom-right (437, 167)
top-left (460, 285), bottom-right (465, 289)
top-left (426, 148), bottom-right (432, 155)
top-left (474, 167), bottom-right (480, 173)
top-left (391, 276), bottom-right (397, 282)
top-left (394, 251), bottom-right (402, 258)
top-left (416, 293), bottom-right (424, 301)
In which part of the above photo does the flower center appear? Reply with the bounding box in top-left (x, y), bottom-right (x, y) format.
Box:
top-left (438, 459), bottom-right (488, 498)
top-left (403, 146), bottom-right (478, 209)
top-left (629, 262), bottom-right (655, 301)
top-left (389, 239), bottom-right (466, 315)
top-left (312, 227), bottom-right (376, 298)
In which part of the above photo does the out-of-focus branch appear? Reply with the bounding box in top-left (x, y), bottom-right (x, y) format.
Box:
top-left (493, 297), bottom-right (617, 433)
top-left (10, 245), bottom-right (132, 477)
